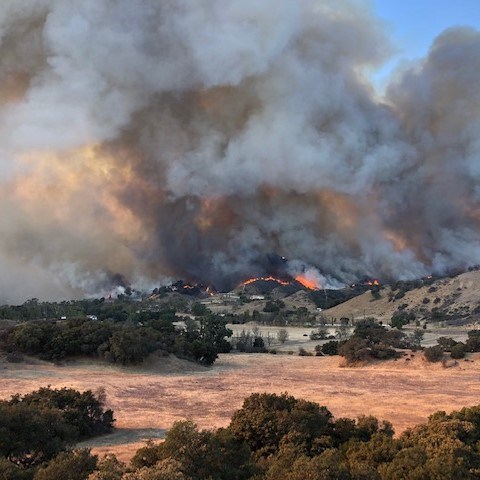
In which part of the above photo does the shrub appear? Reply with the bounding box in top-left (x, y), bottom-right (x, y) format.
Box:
top-left (321, 340), bottom-right (339, 356)
top-left (437, 337), bottom-right (457, 352)
top-left (298, 347), bottom-right (312, 356)
top-left (424, 345), bottom-right (444, 362)
top-left (34, 449), bottom-right (97, 480)
top-left (450, 342), bottom-right (467, 359)
top-left (276, 329), bottom-right (289, 344)
top-left (338, 337), bottom-right (371, 363)
top-left (310, 328), bottom-right (328, 341)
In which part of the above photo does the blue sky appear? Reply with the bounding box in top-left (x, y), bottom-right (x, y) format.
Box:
top-left (370, 0), bottom-right (480, 90)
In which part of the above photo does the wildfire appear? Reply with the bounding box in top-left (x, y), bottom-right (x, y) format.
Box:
top-left (239, 274), bottom-right (321, 290)
top-left (205, 285), bottom-right (215, 296)
top-left (294, 275), bottom-right (320, 290)
top-left (239, 276), bottom-right (290, 287)
top-left (366, 279), bottom-right (380, 286)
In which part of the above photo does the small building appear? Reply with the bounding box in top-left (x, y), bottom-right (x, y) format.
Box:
top-left (250, 295), bottom-right (265, 300)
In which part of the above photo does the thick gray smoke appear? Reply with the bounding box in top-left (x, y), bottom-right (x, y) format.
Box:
top-left (0, 0), bottom-right (479, 302)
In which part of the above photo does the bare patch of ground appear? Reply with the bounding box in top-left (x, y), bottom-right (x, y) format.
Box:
top-left (2, 351), bottom-right (480, 462)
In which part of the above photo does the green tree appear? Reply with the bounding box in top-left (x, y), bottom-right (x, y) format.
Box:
top-left (0, 402), bottom-right (74, 467)
top-left (87, 454), bottom-right (125, 480)
top-left (229, 393), bottom-right (333, 457)
top-left (411, 329), bottom-right (424, 347)
top-left (450, 342), bottom-right (467, 359)
top-left (17, 387), bottom-right (115, 438)
top-left (131, 421), bottom-right (253, 480)
top-left (424, 345), bottom-right (443, 363)
top-left (191, 303), bottom-right (208, 317)
top-left (33, 450), bottom-right (97, 480)
top-left (276, 329), bottom-right (289, 344)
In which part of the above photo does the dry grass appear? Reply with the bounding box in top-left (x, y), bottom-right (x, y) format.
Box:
top-left (326, 270), bottom-right (480, 322)
top-left (2, 351), bottom-right (480, 462)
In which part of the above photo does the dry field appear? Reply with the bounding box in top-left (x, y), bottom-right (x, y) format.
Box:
top-left (2, 350), bottom-right (480, 463)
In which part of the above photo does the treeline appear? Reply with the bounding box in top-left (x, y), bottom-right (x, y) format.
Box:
top-left (4, 391), bottom-right (480, 479)
top-left (315, 318), bottom-right (480, 364)
top-left (1, 308), bottom-right (232, 366)
top-left (0, 297), bottom-right (171, 323)
top-left (0, 387), bottom-right (113, 478)
top-left (309, 318), bottom-right (417, 363)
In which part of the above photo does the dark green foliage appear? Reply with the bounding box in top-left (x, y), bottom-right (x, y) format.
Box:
top-left (437, 336), bottom-right (458, 351)
top-left (229, 393), bottom-right (333, 457)
top-left (390, 310), bottom-right (414, 329)
top-left (466, 330), bottom-right (480, 352)
top-left (0, 387), bottom-right (113, 470)
top-left (116, 397), bottom-right (480, 479)
top-left (0, 458), bottom-right (34, 480)
top-left (338, 337), bottom-right (371, 363)
top-left (338, 319), bottom-right (400, 364)
top-left (450, 342), bottom-right (467, 359)
top-left (321, 340), bottom-right (339, 355)
top-left (106, 326), bottom-right (158, 365)
top-left (424, 345), bottom-right (444, 362)
top-left (191, 302), bottom-right (208, 317)
top-left (353, 319), bottom-right (388, 343)
top-left (262, 300), bottom-right (284, 313)
top-left (2, 307), bottom-right (232, 366)
top-left (33, 449), bottom-right (97, 480)
top-left (310, 328), bottom-right (328, 340)
top-left (0, 402), bottom-right (74, 467)
top-left (131, 421), bottom-right (254, 480)
top-left (390, 280), bottom-right (423, 293)
top-left (15, 387), bottom-right (115, 439)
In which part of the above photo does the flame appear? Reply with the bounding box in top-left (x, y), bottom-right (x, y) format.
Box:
top-left (239, 276), bottom-right (290, 287)
top-left (205, 285), bottom-right (215, 296)
top-left (295, 275), bottom-right (320, 290)
top-left (366, 279), bottom-right (380, 286)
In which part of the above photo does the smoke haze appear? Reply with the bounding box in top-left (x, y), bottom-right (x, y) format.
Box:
top-left (1, 0), bottom-right (480, 302)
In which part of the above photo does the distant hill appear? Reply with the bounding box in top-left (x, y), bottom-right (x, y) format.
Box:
top-left (324, 270), bottom-right (480, 325)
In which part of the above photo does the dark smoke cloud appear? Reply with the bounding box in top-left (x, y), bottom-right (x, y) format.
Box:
top-left (0, 0), bottom-right (479, 302)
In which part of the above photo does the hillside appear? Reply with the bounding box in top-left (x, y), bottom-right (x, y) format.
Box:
top-left (324, 270), bottom-right (480, 325)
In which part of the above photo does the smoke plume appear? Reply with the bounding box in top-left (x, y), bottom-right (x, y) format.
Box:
top-left (1, 0), bottom-right (480, 302)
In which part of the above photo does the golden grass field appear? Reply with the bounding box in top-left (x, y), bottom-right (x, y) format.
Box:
top-left (2, 350), bottom-right (480, 463)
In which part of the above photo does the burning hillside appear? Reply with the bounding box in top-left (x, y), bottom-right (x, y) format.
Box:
top-left (1, 1), bottom-right (480, 302)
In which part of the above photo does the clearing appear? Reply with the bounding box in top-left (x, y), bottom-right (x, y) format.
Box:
top-left (1, 350), bottom-right (479, 462)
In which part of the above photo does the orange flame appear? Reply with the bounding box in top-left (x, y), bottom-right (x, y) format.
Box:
top-left (239, 276), bottom-right (290, 287)
top-left (295, 275), bottom-right (320, 290)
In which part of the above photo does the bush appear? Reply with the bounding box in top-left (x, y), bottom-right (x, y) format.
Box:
top-left (34, 449), bottom-right (97, 480)
top-left (450, 342), bottom-right (467, 359)
top-left (298, 347), bottom-right (312, 356)
top-left (424, 345), bottom-right (444, 362)
top-left (229, 393), bottom-right (333, 457)
top-left (437, 337), bottom-right (457, 352)
top-left (310, 328), bottom-right (328, 341)
top-left (466, 330), bottom-right (480, 352)
top-left (338, 337), bottom-right (371, 363)
top-left (321, 340), bottom-right (339, 356)
top-left (276, 329), bottom-right (289, 344)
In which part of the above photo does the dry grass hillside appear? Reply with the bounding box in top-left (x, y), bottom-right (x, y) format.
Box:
top-left (325, 270), bottom-right (480, 324)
